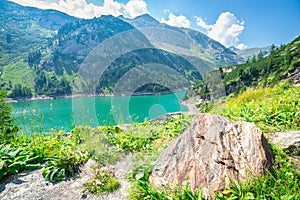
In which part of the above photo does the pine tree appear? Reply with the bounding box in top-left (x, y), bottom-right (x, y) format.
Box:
top-left (257, 50), bottom-right (264, 61)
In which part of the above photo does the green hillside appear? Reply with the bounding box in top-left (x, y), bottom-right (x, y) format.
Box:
top-left (187, 36), bottom-right (300, 100)
top-left (0, 0), bottom-right (77, 97)
top-left (0, 0), bottom-right (77, 66)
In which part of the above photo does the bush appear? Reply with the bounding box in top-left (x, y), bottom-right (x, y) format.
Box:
top-left (0, 90), bottom-right (19, 140)
top-left (83, 169), bottom-right (120, 194)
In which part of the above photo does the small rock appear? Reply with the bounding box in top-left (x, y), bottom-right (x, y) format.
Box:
top-left (149, 114), bottom-right (274, 197)
top-left (268, 131), bottom-right (300, 154)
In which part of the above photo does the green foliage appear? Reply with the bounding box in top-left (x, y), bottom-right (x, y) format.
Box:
top-left (42, 154), bottom-right (82, 182)
top-left (106, 122), bottom-right (160, 152)
top-left (0, 143), bottom-right (42, 180)
top-left (226, 37), bottom-right (299, 93)
top-left (9, 84), bottom-right (32, 98)
top-left (71, 126), bottom-right (124, 166)
top-left (104, 115), bottom-right (192, 153)
top-left (188, 36), bottom-right (300, 100)
top-left (128, 170), bottom-right (167, 200)
top-left (0, 124), bottom-right (91, 182)
top-left (215, 145), bottom-right (300, 200)
top-left (128, 170), bottom-right (205, 200)
top-left (40, 131), bottom-right (90, 182)
top-left (28, 50), bottom-right (41, 67)
top-left (211, 84), bottom-right (300, 132)
top-left (0, 90), bottom-right (19, 139)
top-left (83, 169), bottom-right (120, 194)
top-left (34, 71), bottom-right (72, 96)
top-left (256, 50), bottom-right (264, 61)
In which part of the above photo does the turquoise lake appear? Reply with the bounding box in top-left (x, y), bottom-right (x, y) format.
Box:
top-left (11, 91), bottom-right (187, 133)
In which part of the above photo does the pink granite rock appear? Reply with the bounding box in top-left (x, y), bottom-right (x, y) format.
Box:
top-left (149, 114), bottom-right (274, 196)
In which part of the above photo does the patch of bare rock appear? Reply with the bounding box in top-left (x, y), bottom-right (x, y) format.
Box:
top-left (268, 131), bottom-right (300, 171)
top-left (0, 155), bottom-right (132, 200)
top-left (267, 131), bottom-right (300, 152)
top-left (149, 113), bottom-right (274, 197)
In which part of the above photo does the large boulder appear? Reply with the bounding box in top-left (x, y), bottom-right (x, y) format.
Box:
top-left (149, 114), bottom-right (274, 196)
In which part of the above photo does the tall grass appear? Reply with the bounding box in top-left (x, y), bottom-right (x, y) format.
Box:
top-left (215, 144), bottom-right (300, 199)
top-left (211, 83), bottom-right (300, 132)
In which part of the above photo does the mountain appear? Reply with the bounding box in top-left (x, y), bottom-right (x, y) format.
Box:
top-left (119, 14), bottom-right (161, 28)
top-left (232, 46), bottom-right (272, 61)
top-left (186, 36), bottom-right (300, 100)
top-left (0, 1), bottom-right (245, 98)
top-left (0, 0), bottom-right (77, 65)
top-left (0, 0), bottom-right (78, 96)
top-left (120, 14), bottom-right (244, 67)
top-left (43, 16), bottom-right (203, 94)
top-left (0, 0), bottom-right (77, 30)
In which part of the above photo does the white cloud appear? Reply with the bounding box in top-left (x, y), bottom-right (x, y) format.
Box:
top-left (123, 0), bottom-right (148, 19)
top-left (236, 43), bottom-right (247, 50)
top-left (161, 12), bottom-right (190, 28)
top-left (195, 12), bottom-right (247, 49)
top-left (9, 0), bottom-right (148, 19)
top-left (97, 0), bottom-right (123, 17)
top-left (195, 16), bottom-right (213, 30)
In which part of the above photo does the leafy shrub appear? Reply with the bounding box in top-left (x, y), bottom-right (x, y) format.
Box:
top-left (83, 169), bottom-right (120, 194)
top-left (41, 136), bottom-right (89, 182)
top-left (0, 144), bottom-right (41, 180)
top-left (128, 169), bottom-right (205, 200)
top-left (108, 123), bottom-right (159, 152)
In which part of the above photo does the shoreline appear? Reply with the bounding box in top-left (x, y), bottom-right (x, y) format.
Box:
top-left (6, 88), bottom-right (188, 103)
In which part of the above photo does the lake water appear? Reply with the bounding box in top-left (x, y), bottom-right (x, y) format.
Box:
top-left (11, 91), bottom-right (187, 133)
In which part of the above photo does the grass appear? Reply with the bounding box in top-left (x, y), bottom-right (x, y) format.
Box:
top-left (125, 83), bottom-right (300, 199)
top-left (1, 83), bottom-right (300, 198)
top-left (0, 62), bottom-right (36, 93)
top-left (215, 144), bottom-right (300, 199)
top-left (210, 83), bottom-right (300, 133)
top-left (83, 169), bottom-right (121, 194)
top-left (0, 112), bottom-right (192, 194)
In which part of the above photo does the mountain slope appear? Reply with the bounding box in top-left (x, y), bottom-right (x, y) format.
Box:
top-left (121, 14), bottom-right (244, 67)
top-left (233, 46), bottom-right (272, 61)
top-left (0, 0), bottom-right (77, 95)
top-left (186, 36), bottom-right (300, 101)
top-left (0, 0), bottom-right (77, 67)
top-left (0, 0), bottom-right (77, 31)
top-left (46, 16), bottom-right (202, 94)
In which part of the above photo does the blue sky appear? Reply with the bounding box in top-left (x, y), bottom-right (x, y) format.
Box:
top-left (10, 0), bottom-right (300, 49)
